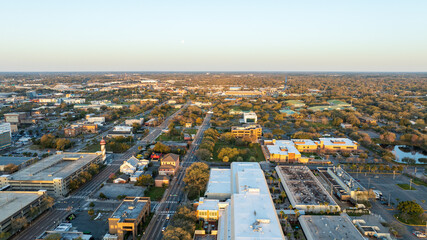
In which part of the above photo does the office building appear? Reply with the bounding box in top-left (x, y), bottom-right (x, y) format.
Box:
top-left (108, 126), bottom-right (133, 138)
top-left (108, 197), bottom-right (151, 240)
top-left (276, 166), bottom-right (340, 213)
top-left (242, 111), bottom-right (257, 123)
top-left (231, 124), bottom-right (262, 143)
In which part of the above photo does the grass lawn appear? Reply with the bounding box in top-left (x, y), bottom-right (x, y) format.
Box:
top-left (397, 183), bottom-right (416, 190)
top-left (184, 128), bottom-right (198, 134)
top-left (395, 213), bottom-right (426, 225)
top-left (145, 187), bottom-right (166, 201)
top-left (213, 142), bottom-right (265, 162)
top-left (157, 133), bottom-right (182, 141)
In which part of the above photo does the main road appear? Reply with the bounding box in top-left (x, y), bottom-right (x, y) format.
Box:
top-left (13, 103), bottom-right (188, 240)
top-left (142, 111), bottom-right (212, 240)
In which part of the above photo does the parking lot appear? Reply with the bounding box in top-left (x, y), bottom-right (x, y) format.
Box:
top-left (94, 183), bottom-right (145, 199)
top-left (69, 210), bottom-right (110, 240)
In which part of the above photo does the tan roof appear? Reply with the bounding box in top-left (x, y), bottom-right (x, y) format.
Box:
top-left (159, 165), bottom-right (175, 171)
top-left (161, 153), bottom-right (179, 163)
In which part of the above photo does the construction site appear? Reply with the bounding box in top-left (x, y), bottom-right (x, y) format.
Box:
top-left (276, 166), bottom-right (340, 213)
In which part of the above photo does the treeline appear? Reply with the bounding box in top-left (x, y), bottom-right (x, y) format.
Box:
top-left (68, 163), bottom-right (101, 191)
top-left (32, 134), bottom-right (72, 150)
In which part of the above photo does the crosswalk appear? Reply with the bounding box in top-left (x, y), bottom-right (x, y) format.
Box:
top-left (163, 201), bottom-right (178, 204)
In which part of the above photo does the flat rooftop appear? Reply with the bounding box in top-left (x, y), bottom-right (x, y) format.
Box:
top-left (231, 162), bottom-right (270, 195)
top-left (327, 167), bottom-right (366, 192)
top-left (8, 152), bottom-right (100, 181)
top-left (0, 191), bottom-right (45, 223)
top-left (276, 166), bottom-right (337, 206)
top-left (111, 197), bottom-right (148, 222)
top-left (318, 138), bottom-right (357, 146)
top-left (205, 168), bottom-right (231, 196)
top-left (299, 215), bottom-right (365, 240)
top-left (266, 140), bottom-right (300, 156)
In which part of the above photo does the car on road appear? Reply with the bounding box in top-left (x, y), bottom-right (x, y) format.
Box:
top-left (162, 227), bottom-right (166, 232)
top-left (166, 214), bottom-right (170, 220)
top-left (413, 231), bottom-right (427, 238)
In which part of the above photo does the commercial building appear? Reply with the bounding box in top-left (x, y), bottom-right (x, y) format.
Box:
top-left (4, 112), bottom-right (29, 124)
top-left (86, 116), bottom-right (106, 123)
top-left (242, 111), bottom-right (257, 123)
top-left (196, 198), bottom-right (229, 221)
top-left (265, 138), bottom-right (358, 163)
top-left (0, 151), bottom-right (104, 197)
top-left (206, 162), bottom-right (286, 240)
top-left (299, 214), bottom-right (365, 240)
top-left (36, 223), bottom-right (92, 240)
top-left (276, 166), bottom-right (340, 213)
top-left (317, 138), bottom-right (358, 152)
top-left (352, 215), bottom-right (392, 239)
top-left (125, 118), bottom-right (144, 126)
top-left (0, 122), bottom-right (12, 149)
top-left (205, 168), bottom-right (232, 201)
top-left (318, 166), bottom-right (368, 201)
top-left (64, 126), bottom-right (82, 137)
top-left (108, 197), bottom-right (151, 240)
top-left (0, 190), bottom-right (47, 236)
top-left (108, 126), bottom-right (133, 138)
top-left (231, 124), bottom-right (262, 143)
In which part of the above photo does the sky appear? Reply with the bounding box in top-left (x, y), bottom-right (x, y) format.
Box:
top-left (0, 0), bottom-right (426, 72)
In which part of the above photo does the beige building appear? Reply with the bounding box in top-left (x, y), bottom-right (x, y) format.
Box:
top-left (108, 197), bottom-right (151, 240)
top-left (159, 153), bottom-right (179, 176)
top-left (231, 124), bottom-right (262, 143)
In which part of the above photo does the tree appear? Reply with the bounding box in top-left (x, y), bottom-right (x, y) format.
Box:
top-left (99, 192), bottom-right (108, 199)
top-left (222, 156), bottom-right (229, 162)
top-left (153, 142), bottom-right (171, 153)
top-left (195, 149), bottom-right (212, 161)
top-left (11, 217), bottom-right (28, 232)
top-left (89, 202), bottom-right (95, 208)
top-left (162, 226), bottom-right (192, 240)
top-left (88, 209), bottom-right (95, 216)
top-left (55, 138), bottom-right (71, 150)
top-left (183, 163), bottom-right (210, 199)
top-left (4, 164), bottom-right (19, 173)
top-left (135, 174), bottom-right (153, 186)
top-left (380, 132), bottom-right (396, 143)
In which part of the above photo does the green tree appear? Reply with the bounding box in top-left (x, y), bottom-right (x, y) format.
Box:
top-left (195, 148), bottom-right (212, 161)
top-left (183, 163), bottom-right (210, 199)
top-left (153, 142), bottom-right (171, 153)
top-left (135, 174), bottom-right (153, 186)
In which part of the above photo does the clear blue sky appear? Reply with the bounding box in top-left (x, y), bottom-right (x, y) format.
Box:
top-left (1, 0), bottom-right (426, 72)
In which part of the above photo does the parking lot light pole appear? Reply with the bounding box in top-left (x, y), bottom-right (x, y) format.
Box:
top-left (409, 179), bottom-right (413, 190)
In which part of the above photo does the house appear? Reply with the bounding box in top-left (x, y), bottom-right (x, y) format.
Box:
top-left (114, 175), bottom-right (129, 184)
top-left (159, 153), bottom-right (180, 176)
top-left (120, 156), bottom-right (140, 175)
top-left (155, 175), bottom-right (170, 187)
top-left (340, 123), bottom-right (352, 129)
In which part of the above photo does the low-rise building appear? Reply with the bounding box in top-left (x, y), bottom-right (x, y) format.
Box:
top-left (36, 223), bottom-right (92, 240)
top-left (0, 190), bottom-right (47, 236)
top-left (154, 175), bottom-right (169, 187)
top-left (317, 138), bottom-right (358, 152)
top-left (4, 112), bottom-right (29, 124)
top-left (158, 153), bottom-right (179, 176)
top-left (108, 126), bottom-right (133, 138)
top-left (299, 214), bottom-right (365, 240)
top-left (120, 156), bottom-right (140, 175)
top-left (64, 126), bottom-right (82, 137)
top-left (125, 118), bottom-right (144, 126)
top-left (196, 198), bottom-right (228, 221)
top-left (231, 124), bottom-right (262, 143)
top-left (352, 215), bottom-right (392, 239)
top-left (265, 140), bottom-right (302, 163)
top-left (242, 111), bottom-right (257, 123)
top-left (108, 197), bottom-right (151, 240)
top-left (276, 166), bottom-right (340, 213)
top-left (82, 123), bottom-right (98, 133)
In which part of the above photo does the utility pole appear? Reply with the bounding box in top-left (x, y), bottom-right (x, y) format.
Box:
top-left (388, 193), bottom-right (391, 207)
top-left (368, 178), bottom-right (371, 189)
top-left (393, 170), bottom-right (395, 180)
top-left (410, 179), bottom-right (413, 190)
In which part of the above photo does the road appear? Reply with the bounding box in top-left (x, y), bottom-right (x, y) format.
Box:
top-left (13, 103), bottom-right (187, 240)
top-left (142, 111), bottom-right (212, 240)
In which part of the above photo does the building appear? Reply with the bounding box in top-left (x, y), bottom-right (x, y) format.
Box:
top-left (276, 166), bottom-right (340, 213)
top-left (340, 123), bottom-right (353, 129)
top-left (204, 168), bottom-right (231, 201)
top-left (265, 138), bottom-right (358, 163)
top-left (359, 116), bottom-right (377, 125)
top-left (0, 190), bottom-right (47, 236)
top-left (36, 223), bottom-right (92, 240)
top-left (86, 116), bottom-right (106, 123)
top-left (125, 118), bottom-right (144, 126)
top-left (318, 166), bottom-right (369, 201)
top-left (231, 124), bottom-right (262, 143)
top-left (154, 175), bottom-right (169, 187)
top-left (0, 122), bottom-right (12, 149)
top-left (108, 126), bottom-right (133, 138)
top-left (317, 138), bottom-right (358, 152)
top-left (64, 126), bottom-right (82, 137)
top-left (352, 215), bottom-right (392, 239)
top-left (264, 140), bottom-right (303, 163)
top-left (0, 151), bottom-right (104, 197)
top-left (196, 198), bottom-right (229, 221)
top-left (159, 153), bottom-right (179, 176)
top-left (108, 197), bottom-right (151, 240)
top-left (120, 156), bottom-right (140, 175)
top-left (242, 111), bottom-right (257, 123)
top-left (4, 112), bottom-right (28, 124)
top-left (206, 163), bottom-right (286, 240)
top-left (82, 123), bottom-right (98, 133)
top-left (299, 214), bottom-right (365, 240)
top-left (113, 174), bottom-right (129, 184)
